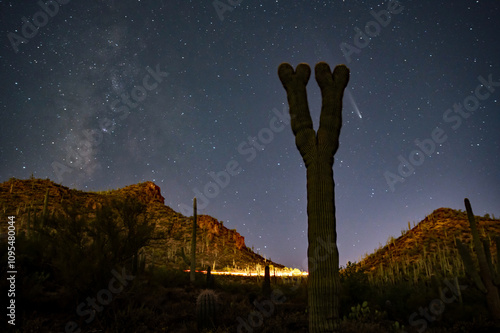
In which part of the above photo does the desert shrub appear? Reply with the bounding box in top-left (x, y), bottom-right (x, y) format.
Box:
top-left (14, 196), bottom-right (155, 308)
top-left (340, 262), bottom-right (372, 315)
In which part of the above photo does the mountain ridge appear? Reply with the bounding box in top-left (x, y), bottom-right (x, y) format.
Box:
top-left (0, 177), bottom-right (286, 272)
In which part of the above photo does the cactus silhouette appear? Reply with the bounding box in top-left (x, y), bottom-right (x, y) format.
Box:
top-left (278, 62), bottom-right (349, 332)
top-left (263, 265), bottom-right (271, 296)
top-left (190, 197), bottom-right (197, 282)
top-left (206, 265), bottom-right (214, 289)
top-left (456, 198), bottom-right (500, 323)
top-left (42, 188), bottom-right (49, 227)
top-left (196, 289), bottom-right (217, 331)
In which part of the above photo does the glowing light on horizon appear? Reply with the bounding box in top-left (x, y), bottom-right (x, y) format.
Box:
top-left (185, 270), bottom-right (309, 277)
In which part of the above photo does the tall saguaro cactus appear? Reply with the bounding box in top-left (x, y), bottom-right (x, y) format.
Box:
top-left (457, 198), bottom-right (500, 323)
top-left (278, 62), bottom-right (349, 332)
top-left (190, 197), bottom-right (197, 283)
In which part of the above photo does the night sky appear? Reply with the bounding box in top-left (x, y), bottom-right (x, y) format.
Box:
top-left (1, 1), bottom-right (499, 270)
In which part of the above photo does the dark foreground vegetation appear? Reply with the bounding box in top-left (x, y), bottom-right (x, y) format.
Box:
top-left (1, 191), bottom-right (499, 332)
top-left (2, 251), bottom-right (500, 332)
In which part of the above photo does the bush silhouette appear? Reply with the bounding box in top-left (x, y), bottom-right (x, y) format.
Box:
top-left (14, 196), bottom-right (155, 306)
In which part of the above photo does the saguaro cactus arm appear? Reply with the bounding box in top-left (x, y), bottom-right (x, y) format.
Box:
top-left (278, 63), bottom-right (316, 161)
top-left (316, 63), bottom-right (349, 155)
top-left (483, 238), bottom-right (500, 285)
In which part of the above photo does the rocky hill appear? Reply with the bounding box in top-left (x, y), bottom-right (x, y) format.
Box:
top-left (349, 206), bottom-right (500, 284)
top-left (0, 177), bottom-right (284, 272)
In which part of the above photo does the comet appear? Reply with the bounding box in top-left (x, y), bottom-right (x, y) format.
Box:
top-left (345, 90), bottom-right (362, 119)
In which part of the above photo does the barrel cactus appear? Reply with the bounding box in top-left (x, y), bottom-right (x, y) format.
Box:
top-left (196, 289), bottom-right (218, 331)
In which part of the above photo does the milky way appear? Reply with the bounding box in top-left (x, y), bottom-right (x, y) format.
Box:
top-left (1, 1), bottom-right (499, 269)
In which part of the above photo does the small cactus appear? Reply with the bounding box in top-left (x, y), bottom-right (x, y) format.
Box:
top-left (196, 289), bottom-right (217, 331)
top-left (42, 188), bottom-right (49, 227)
top-left (206, 265), bottom-right (214, 289)
top-left (26, 206), bottom-right (31, 239)
top-left (343, 301), bottom-right (386, 323)
top-left (149, 248), bottom-right (155, 273)
top-left (139, 252), bottom-right (146, 273)
top-left (179, 247), bottom-right (191, 266)
top-left (263, 265), bottom-right (271, 296)
top-left (191, 198), bottom-right (197, 282)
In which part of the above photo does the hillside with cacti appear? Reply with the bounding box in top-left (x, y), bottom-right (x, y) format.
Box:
top-left (0, 177), bottom-right (285, 273)
top-left (348, 207), bottom-right (500, 286)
